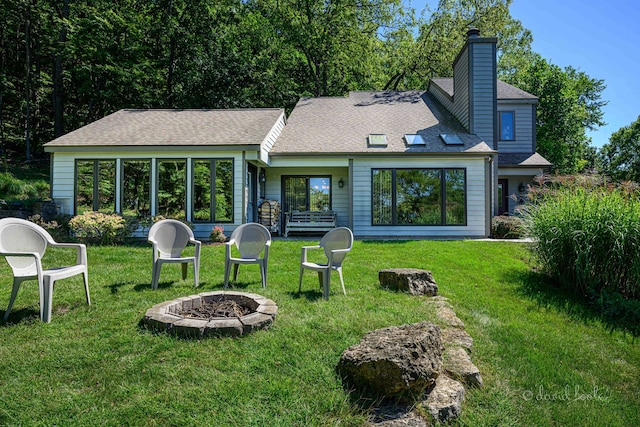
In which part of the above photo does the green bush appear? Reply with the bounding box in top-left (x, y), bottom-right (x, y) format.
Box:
top-left (69, 211), bottom-right (129, 245)
top-left (491, 215), bottom-right (524, 239)
top-left (0, 171), bottom-right (49, 201)
top-left (523, 183), bottom-right (640, 300)
top-left (28, 214), bottom-right (72, 242)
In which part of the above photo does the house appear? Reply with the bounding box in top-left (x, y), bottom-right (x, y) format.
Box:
top-left (44, 29), bottom-right (550, 239)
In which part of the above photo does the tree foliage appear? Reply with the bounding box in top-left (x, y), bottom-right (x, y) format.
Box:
top-left (600, 116), bottom-right (640, 181)
top-left (0, 0), bottom-right (606, 171)
top-left (502, 54), bottom-right (606, 174)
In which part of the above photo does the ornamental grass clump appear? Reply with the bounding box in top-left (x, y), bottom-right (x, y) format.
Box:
top-left (69, 211), bottom-right (129, 245)
top-left (523, 184), bottom-right (640, 300)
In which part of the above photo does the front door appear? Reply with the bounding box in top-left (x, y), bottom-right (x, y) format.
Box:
top-left (498, 179), bottom-right (509, 215)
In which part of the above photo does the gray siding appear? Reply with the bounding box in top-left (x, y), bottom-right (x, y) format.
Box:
top-left (470, 42), bottom-right (496, 147)
top-left (451, 52), bottom-right (470, 130)
top-left (351, 157), bottom-right (488, 238)
top-left (429, 84), bottom-right (454, 112)
top-left (264, 167), bottom-right (350, 230)
top-left (497, 103), bottom-right (535, 153)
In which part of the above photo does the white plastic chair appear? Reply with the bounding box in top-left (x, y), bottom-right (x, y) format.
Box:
top-left (298, 227), bottom-right (353, 300)
top-left (224, 223), bottom-right (271, 288)
top-left (0, 217), bottom-right (90, 323)
top-left (148, 219), bottom-right (201, 290)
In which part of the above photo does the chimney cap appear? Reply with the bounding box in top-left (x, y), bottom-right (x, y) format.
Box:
top-left (467, 28), bottom-right (481, 38)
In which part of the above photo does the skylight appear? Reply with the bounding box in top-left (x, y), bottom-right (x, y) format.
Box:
top-left (368, 134), bottom-right (387, 146)
top-left (440, 133), bottom-right (464, 145)
top-left (404, 134), bottom-right (425, 145)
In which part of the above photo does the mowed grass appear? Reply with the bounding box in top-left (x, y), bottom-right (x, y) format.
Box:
top-left (0, 240), bottom-right (638, 426)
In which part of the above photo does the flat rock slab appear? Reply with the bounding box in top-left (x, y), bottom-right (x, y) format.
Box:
top-left (443, 347), bottom-right (483, 388)
top-left (379, 268), bottom-right (438, 296)
top-left (423, 374), bottom-right (466, 423)
top-left (441, 327), bottom-right (474, 352)
top-left (436, 306), bottom-right (465, 328)
top-left (369, 405), bottom-right (429, 426)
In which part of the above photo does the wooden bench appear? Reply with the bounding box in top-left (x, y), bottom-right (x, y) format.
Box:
top-left (284, 211), bottom-right (337, 237)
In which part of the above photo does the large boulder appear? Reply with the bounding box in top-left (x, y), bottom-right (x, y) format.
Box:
top-left (379, 268), bottom-right (438, 296)
top-left (336, 321), bottom-right (444, 401)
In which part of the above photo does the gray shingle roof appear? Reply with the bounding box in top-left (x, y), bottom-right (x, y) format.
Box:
top-left (498, 152), bottom-right (552, 167)
top-left (44, 109), bottom-right (285, 147)
top-left (271, 91), bottom-right (492, 155)
top-left (430, 78), bottom-right (538, 101)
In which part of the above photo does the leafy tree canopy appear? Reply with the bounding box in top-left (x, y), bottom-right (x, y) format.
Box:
top-left (501, 54), bottom-right (606, 174)
top-left (0, 0), bottom-right (606, 173)
top-left (600, 116), bottom-right (640, 181)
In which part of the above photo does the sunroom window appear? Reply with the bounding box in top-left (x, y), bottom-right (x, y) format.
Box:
top-left (121, 160), bottom-right (151, 217)
top-left (193, 159), bottom-right (233, 222)
top-left (75, 160), bottom-right (116, 214)
top-left (157, 160), bottom-right (186, 219)
top-left (372, 168), bottom-right (466, 226)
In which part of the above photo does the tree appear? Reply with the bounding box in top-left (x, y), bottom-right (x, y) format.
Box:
top-left (502, 54), bottom-right (606, 174)
top-left (260, 0), bottom-right (408, 97)
top-left (384, 0), bottom-right (533, 90)
top-left (600, 116), bottom-right (640, 181)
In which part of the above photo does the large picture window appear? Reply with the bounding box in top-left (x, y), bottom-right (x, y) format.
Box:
top-left (282, 176), bottom-right (331, 213)
top-left (75, 160), bottom-right (116, 214)
top-left (157, 159), bottom-right (186, 219)
top-left (121, 160), bottom-right (151, 218)
top-left (372, 168), bottom-right (466, 226)
top-left (192, 159), bottom-right (233, 222)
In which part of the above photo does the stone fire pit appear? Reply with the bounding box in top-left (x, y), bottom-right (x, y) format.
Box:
top-left (143, 291), bottom-right (277, 338)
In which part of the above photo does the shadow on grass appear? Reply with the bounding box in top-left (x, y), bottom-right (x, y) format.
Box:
top-left (506, 268), bottom-right (639, 339)
top-left (0, 307), bottom-right (40, 325)
top-left (287, 289), bottom-right (323, 302)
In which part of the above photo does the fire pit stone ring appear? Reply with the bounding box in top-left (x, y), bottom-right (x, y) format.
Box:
top-left (143, 291), bottom-right (277, 338)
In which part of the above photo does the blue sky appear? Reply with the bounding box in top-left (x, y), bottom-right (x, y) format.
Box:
top-left (409, 0), bottom-right (640, 148)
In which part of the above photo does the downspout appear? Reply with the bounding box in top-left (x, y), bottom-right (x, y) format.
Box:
top-left (348, 158), bottom-right (354, 232)
top-left (486, 155), bottom-right (493, 238)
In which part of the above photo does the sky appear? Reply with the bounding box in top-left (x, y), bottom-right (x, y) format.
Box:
top-left (409, 0), bottom-right (640, 148)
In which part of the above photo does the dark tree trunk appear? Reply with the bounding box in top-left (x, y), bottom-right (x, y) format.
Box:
top-left (52, 0), bottom-right (70, 137)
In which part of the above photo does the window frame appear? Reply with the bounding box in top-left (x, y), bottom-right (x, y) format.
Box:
top-left (370, 168), bottom-right (467, 226)
top-left (74, 159), bottom-right (116, 215)
top-left (499, 111), bottom-right (516, 141)
top-left (156, 158), bottom-right (187, 219)
top-left (120, 158), bottom-right (152, 218)
top-left (191, 158), bottom-right (234, 223)
top-left (281, 175), bottom-right (333, 214)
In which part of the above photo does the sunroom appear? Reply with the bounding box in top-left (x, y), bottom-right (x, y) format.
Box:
top-left (44, 108), bottom-right (286, 239)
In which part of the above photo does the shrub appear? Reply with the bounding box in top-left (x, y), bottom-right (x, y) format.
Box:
top-left (523, 183), bottom-right (640, 300)
top-left (0, 171), bottom-right (49, 201)
top-left (210, 225), bottom-right (227, 243)
top-left (69, 211), bottom-right (129, 245)
top-left (491, 215), bottom-right (524, 239)
top-left (151, 215), bottom-right (194, 229)
top-left (28, 214), bottom-right (72, 242)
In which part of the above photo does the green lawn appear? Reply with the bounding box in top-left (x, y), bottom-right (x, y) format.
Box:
top-left (0, 240), bottom-right (638, 426)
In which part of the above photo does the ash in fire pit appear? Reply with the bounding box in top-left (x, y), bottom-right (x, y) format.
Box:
top-left (143, 291), bottom-right (277, 338)
top-left (177, 299), bottom-right (252, 319)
